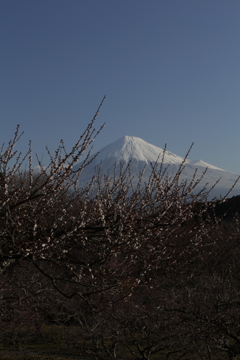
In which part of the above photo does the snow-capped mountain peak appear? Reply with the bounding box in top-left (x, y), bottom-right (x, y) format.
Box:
top-left (93, 135), bottom-right (184, 165)
top-left (73, 135), bottom-right (240, 199)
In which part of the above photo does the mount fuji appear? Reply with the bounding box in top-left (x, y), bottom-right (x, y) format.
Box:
top-left (74, 136), bottom-right (240, 199)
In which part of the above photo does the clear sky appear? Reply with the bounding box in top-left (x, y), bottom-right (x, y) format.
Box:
top-left (1, 0), bottom-right (240, 173)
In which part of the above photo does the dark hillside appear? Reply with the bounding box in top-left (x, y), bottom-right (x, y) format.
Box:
top-left (214, 195), bottom-right (240, 220)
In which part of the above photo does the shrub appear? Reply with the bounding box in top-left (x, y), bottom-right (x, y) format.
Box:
top-left (1, 101), bottom-right (240, 359)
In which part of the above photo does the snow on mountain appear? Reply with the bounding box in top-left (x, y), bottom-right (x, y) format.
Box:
top-left (92, 136), bottom-right (184, 165)
top-left (74, 136), bottom-right (240, 199)
top-left (187, 159), bottom-right (226, 172)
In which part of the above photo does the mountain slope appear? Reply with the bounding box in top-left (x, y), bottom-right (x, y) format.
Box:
top-left (90, 136), bottom-right (184, 165)
top-left (74, 136), bottom-right (240, 199)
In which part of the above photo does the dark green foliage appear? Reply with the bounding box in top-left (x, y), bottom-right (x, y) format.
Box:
top-left (214, 195), bottom-right (240, 220)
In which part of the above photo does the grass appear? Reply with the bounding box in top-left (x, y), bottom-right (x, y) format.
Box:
top-left (1, 324), bottom-right (240, 359)
top-left (0, 325), bottom-right (83, 359)
top-left (0, 356), bottom-right (74, 360)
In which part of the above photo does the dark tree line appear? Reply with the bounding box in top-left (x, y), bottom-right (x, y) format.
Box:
top-left (1, 104), bottom-right (240, 359)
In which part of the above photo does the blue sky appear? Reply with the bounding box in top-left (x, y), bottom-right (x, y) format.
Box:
top-left (1, 0), bottom-right (240, 173)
